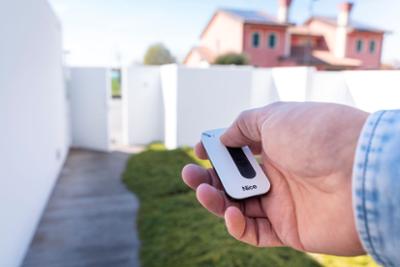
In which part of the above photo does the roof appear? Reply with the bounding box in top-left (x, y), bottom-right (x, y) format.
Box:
top-left (219, 8), bottom-right (289, 26)
top-left (200, 8), bottom-right (289, 39)
top-left (288, 26), bottom-right (323, 37)
top-left (280, 50), bottom-right (361, 68)
top-left (312, 50), bottom-right (361, 67)
top-left (306, 16), bottom-right (386, 33)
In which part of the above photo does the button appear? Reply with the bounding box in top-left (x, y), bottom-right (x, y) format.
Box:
top-left (226, 147), bottom-right (256, 179)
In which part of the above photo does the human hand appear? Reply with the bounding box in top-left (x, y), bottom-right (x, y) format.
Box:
top-left (182, 102), bottom-right (369, 256)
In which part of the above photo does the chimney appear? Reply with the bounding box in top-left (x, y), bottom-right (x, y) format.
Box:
top-left (337, 2), bottom-right (354, 26)
top-left (335, 2), bottom-right (354, 58)
top-left (277, 0), bottom-right (292, 23)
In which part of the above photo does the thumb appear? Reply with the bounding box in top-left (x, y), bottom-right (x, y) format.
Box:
top-left (220, 108), bottom-right (263, 152)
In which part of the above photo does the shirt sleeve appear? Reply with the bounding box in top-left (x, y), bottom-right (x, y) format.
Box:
top-left (353, 110), bottom-right (400, 267)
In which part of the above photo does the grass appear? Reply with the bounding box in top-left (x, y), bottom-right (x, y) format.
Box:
top-left (123, 144), bottom-right (380, 267)
top-left (315, 254), bottom-right (380, 267)
top-left (112, 77), bottom-right (121, 97)
top-left (123, 144), bottom-right (320, 267)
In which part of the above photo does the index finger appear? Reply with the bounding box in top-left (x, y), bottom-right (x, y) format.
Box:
top-left (194, 142), bottom-right (208, 160)
top-left (220, 109), bottom-right (263, 154)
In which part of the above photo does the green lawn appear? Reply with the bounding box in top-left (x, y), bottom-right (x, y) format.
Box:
top-left (123, 144), bottom-right (379, 267)
top-left (112, 77), bottom-right (121, 97)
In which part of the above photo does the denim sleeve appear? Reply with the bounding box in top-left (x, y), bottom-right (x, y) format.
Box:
top-left (353, 110), bottom-right (400, 267)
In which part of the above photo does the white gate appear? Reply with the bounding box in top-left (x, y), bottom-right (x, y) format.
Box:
top-left (68, 67), bottom-right (111, 151)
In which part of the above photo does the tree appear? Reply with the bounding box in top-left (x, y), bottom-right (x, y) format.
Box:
top-left (143, 43), bottom-right (176, 65)
top-left (213, 53), bottom-right (249, 65)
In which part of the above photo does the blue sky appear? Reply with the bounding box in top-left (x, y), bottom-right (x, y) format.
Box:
top-left (49, 0), bottom-right (400, 66)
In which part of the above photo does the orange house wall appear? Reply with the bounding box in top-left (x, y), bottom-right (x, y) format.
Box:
top-left (185, 50), bottom-right (204, 66)
top-left (346, 32), bottom-right (383, 69)
top-left (197, 13), bottom-right (384, 69)
top-left (200, 12), bottom-right (244, 56)
top-left (306, 20), bottom-right (337, 53)
top-left (243, 24), bottom-right (287, 67)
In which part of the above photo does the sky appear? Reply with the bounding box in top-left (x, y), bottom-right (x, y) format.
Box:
top-left (49, 0), bottom-right (400, 67)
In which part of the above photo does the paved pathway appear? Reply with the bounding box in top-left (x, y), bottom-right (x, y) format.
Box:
top-left (22, 149), bottom-right (140, 267)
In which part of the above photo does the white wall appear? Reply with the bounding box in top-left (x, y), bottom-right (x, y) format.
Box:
top-left (68, 67), bottom-right (111, 151)
top-left (309, 70), bottom-right (400, 112)
top-left (344, 70), bottom-right (400, 112)
top-left (251, 68), bottom-right (280, 107)
top-left (162, 65), bottom-right (255, 148)
top-left (0, 1), bottom-right (69, 266)
top-left (125, 65), bottom-right (400, 149)
top-left (123, 66), bottom-right (164, 145)
top-left (308, 71), bottom-right (355, 106)
top-left (272, 67), bottom-right (312, 102)
top-left (110, 98), bottom-right (123, 145)
top-left (160, 66), bottom-right (322, 148)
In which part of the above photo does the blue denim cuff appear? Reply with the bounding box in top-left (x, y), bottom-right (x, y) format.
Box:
top-left (353, 110), bottom-right (400, 267)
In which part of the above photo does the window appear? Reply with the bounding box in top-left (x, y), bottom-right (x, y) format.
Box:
top-left (369, 40), bottom-right (376, 54)
top-left (267, 33), bottom-right (277, 49)
top-left (356, 39), bottom-right (363, 53)
top-left (252, 32), bottom-right (260, 48)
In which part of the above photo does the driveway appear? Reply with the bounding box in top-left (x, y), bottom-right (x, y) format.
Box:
top-left (22, 149), bottom-right (140, 267)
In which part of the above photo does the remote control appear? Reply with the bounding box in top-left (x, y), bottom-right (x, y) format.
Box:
top-left (201, 128), bottom-right (271, 199)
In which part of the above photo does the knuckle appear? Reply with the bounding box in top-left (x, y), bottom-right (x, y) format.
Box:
top-left (237, 109), bottom-right (257, 123)
top-left (263, 101), bottom-right (285, 112)
top-left (238, 110), bottom-right (251, 120)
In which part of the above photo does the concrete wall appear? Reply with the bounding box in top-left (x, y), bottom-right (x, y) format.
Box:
top-left (272, 67), bottom-right (312, 101)
top-left (250, 68), bottom-right (280, 107)
top-left (123, 66), bottom-right (164, 145)
top-left (344, 70), bottom-right (400, 112)
top-left (68, 67), bottom-right (111, 151)
top-left (110, 98), bottom-right (123, 145)
top-left (161, 65), bottom-right (255, 148)
top-left (0, 1), bottom-right (69, 266)
top-left (308, 71), bottom-right (355, 106)
top-left (124, 66), bottom-right (312, 148)
top-left (309, 70), bottom-right (400, 112)
top-left (125, 65), bottom-right (400, 149)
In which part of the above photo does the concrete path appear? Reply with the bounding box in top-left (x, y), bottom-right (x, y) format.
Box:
top-left (22, 149), bottom-right (140, 267)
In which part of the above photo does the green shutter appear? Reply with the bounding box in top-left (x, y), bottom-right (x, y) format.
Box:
top-left (252, 33), bottom-right (260, 47)
top-left (268, 34), bottom-right (276, 48)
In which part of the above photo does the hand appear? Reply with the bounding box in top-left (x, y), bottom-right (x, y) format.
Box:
top-left (182, 102), bottom-right (369, 256)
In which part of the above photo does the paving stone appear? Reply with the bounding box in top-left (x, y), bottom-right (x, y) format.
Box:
top-left (22, 149), bottom-right (140, 267)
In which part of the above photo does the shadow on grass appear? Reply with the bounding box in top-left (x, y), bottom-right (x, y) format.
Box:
top-left (123, 144), bottom-right (321, 267)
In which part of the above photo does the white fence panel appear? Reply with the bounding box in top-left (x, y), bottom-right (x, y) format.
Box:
top-left (68, 67), bottom-right (111, 151)
top-left (251, 68), bottom-right (280, 108)
top-left (308, 71), bottom-right (355, 106)
top-left (344, 70), bottom-right (400, 112)
top-left (123, 66), bottom-right (164, 145)
top-left (126, 65), bottom-right (400, 149)
top-left (110, 98), bottom-right (123, 145)
top-left (272, 67), bottom-right (312, 102)
top-left (160, 65), bottom-right (178, 148)
top-left (308, 70), bottom-right (400, 112)
top-left (162, 65), bottom-right (253, 148)
top-left (0, 1), bottom-right (69, 266)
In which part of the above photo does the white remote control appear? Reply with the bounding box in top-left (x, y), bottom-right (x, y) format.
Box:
top-left (201, 128), bottom-right (271, 199)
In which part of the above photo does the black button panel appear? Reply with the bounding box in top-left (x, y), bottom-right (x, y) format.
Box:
top-left (226, 147), bottom-right (256, 179)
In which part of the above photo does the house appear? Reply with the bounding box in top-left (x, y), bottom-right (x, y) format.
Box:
top-left (184, 1), bottom-right (386, 70)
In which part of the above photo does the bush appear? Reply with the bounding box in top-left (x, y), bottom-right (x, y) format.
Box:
top-left (143, 43), bottom-right (175, 65)
top-left (214, 53), bottom-right (249, 65)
